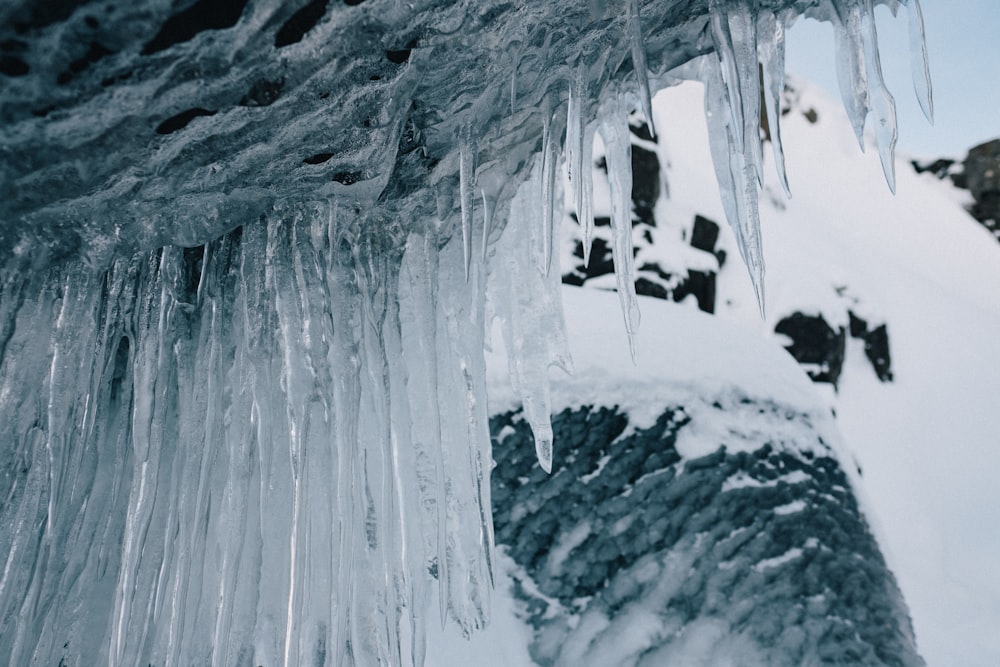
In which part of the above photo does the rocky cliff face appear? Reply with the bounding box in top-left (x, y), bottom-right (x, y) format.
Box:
top-left (915, 139), bottom-right (1000, 242)
top-left (0, 0), bottom-right (838, 269)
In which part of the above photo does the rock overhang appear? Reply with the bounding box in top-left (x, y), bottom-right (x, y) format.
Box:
top-left (1, 0), bottom-right (863, 269)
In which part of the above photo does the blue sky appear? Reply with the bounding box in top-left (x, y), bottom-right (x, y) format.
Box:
top-left (786, 0), bottom-right (1000, 158)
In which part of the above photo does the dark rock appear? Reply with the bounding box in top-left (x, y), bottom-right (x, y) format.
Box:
top-left (386, 49), bottom-right (410, 64)
top-left (0, 54), bottom-right (29, 76)
top-left (774, 312), bottom-right (846, 387)
top-left (910, 157), bottom-right (956, 179)
top-left (155, 107), bottom-right (217, 135)
top-left (142, 0), bottom-right (251, 55)
top-left (275, 0), bottom-right (330, 48)
top-left (490, 403), bottom-right (923, 666)
top-left (304, 152), bottom-right (335, 165)
top-left (691, 214), bottom-right (719, 252)
top-left (965, 139), bottom-right (1000, 199)
top-left (963, 139), bottom-right (1000, 237)
top-left (682, 269), bottom-right (716, 314)
top-left (848, 311), bottom-right (894, 382)
top-left (630, 142), bottom-right (659, 227)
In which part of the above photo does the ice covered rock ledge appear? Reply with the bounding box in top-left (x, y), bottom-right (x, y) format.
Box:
top-left (0, 0), bottom-right (930, 665)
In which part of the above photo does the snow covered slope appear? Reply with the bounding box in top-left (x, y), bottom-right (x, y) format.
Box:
top-left (537, 77), bottom-right (1000, 666)
top-left (653, 78), bottom-right (1000, 667)
top-left (426, 286), bottom-right (921, 666)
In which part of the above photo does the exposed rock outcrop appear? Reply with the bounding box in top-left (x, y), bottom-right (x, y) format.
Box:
top-left (491, 402), bottom-right (923, 666)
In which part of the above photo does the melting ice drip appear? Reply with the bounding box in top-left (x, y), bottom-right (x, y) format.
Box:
top-left (0, 0), bottom-right (931, 665)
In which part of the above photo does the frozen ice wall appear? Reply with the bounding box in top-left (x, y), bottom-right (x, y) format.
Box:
top-left (0, 0), bottom-right (930, 664)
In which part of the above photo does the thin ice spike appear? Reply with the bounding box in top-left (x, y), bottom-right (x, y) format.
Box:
top-left (702, 54), bottom-right (766, 317)
top-left (566, 73), bottom-right (585, 260)
top-left (481, 189), bottom-right (493, 262)
top-left (627, 0), bottom-right (656, 138)
top-left (580, 122), bottom-right (596, 267)
top-left (726, 3), bottom-right (764, 188)
top-left (540, 111), bottom-right (556, 277)
top-left (599, 98), bottom-right (641, 359)
top-left (758, 10), bottom-right (791, 197)
top-left (709, 0), bottom-right (745, 154)
top-left (860, 0), bottom-right (898, 193)
top-left (905, 0), bottom-right (934, 123)
top-left (459, 133), bottom-right (475, 280)
top-left (832, 2), bottom-right (869, 151)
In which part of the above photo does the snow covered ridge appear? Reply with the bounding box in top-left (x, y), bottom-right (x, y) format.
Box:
top-left (0, 0), bottom-right (935, 665)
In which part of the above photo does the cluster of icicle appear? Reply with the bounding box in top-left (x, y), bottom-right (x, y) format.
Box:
top-left (0, 207), bottom-right (507, 665)
top-left (696, 0), bottom-right (932, 314)
top-left (0, 0), bottom-right (932, 664)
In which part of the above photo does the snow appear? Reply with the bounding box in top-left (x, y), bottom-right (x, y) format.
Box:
top-left (753, 546), bottom-right (804, 571)
top-left (650, 76), bottom-right (1000, 666)
top-left (772, 500), bottom-right (808, 515)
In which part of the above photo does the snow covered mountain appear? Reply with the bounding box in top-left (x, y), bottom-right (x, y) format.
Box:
top-left (424, 79), bottom-right (1000, 666)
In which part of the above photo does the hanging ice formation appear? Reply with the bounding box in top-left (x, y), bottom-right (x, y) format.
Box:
top-left (0, 0), bottom-right (931, 664)
top-left (699, 0), bottom-right (932, 312)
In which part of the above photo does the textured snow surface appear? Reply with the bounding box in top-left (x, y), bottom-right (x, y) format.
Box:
top-left (0, 0), bottom-right (939, 664)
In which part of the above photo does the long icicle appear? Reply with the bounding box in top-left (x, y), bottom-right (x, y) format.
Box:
top-left (598, 96), bottom-right (641, 359)
top-left (459, 130), bottom-right (476, 280)
top-left (566, 66), bottom-right (598, 268)
top-left (860, 0), bottom-right (898, 193)
top-left (626, 0), bottom-right (656, 138)
top-left (758, 9), bottom-right (792, 198)
top-left (540, 108), bottom-right (556, 277)
top-left (709, 0), bottom-right (746, 154)
top-left (702, 53), bottom-right (766, 317)
top-left (726, 2), bottom-right (764, 188)
top-left (904, 0), bottom-right (934, 123)
top-left (832, 1), bottom-right (870, 151)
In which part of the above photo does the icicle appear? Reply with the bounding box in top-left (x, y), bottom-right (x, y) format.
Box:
top-left (510, 47), bottom-right (521, 115)
top-left (626, 0), bottom-right (656, 138)
top-left (488, 155), bottom-right (573, 474)
top-left (708, 0), bottom-right (746, 154)
top-left (580, 121), bottom-right (597, 267)
top-left (727, 3), bottom-right (765, 188)
top-left (397, 233), bottom-right (451, 630)
top-left (481, 189), bottom-right (493, 262)
top-left (758, 10), bottom-right (792, 198)
top-left (540, 109), bottom-right (557, 277)
top-left (702, 54), bottom-right (766, 316)
top-left (566, 67), bottom-right (597, 267)
top-left (598, 95), bottom-right (641, 357)
top-left (859, 0), bottom-right (898, 193)
top-left (459, 130), bottom-right (476, 280)
top-left (832, 2), bottom-right (870, 150)
top-left (903, 0), bottom-right (934, 123)
top-left (565, 74), bottom-right (583, 246)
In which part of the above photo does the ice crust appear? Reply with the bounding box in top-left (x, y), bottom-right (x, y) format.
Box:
top-left (0, 0), bottom-right (930, 664)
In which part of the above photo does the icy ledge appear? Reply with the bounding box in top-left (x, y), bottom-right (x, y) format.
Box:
top-left (0, 0), bottom-right (930, 664)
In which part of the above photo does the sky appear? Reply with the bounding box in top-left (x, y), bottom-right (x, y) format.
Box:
top-left (785, 0), bottom-right (1000, 159)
